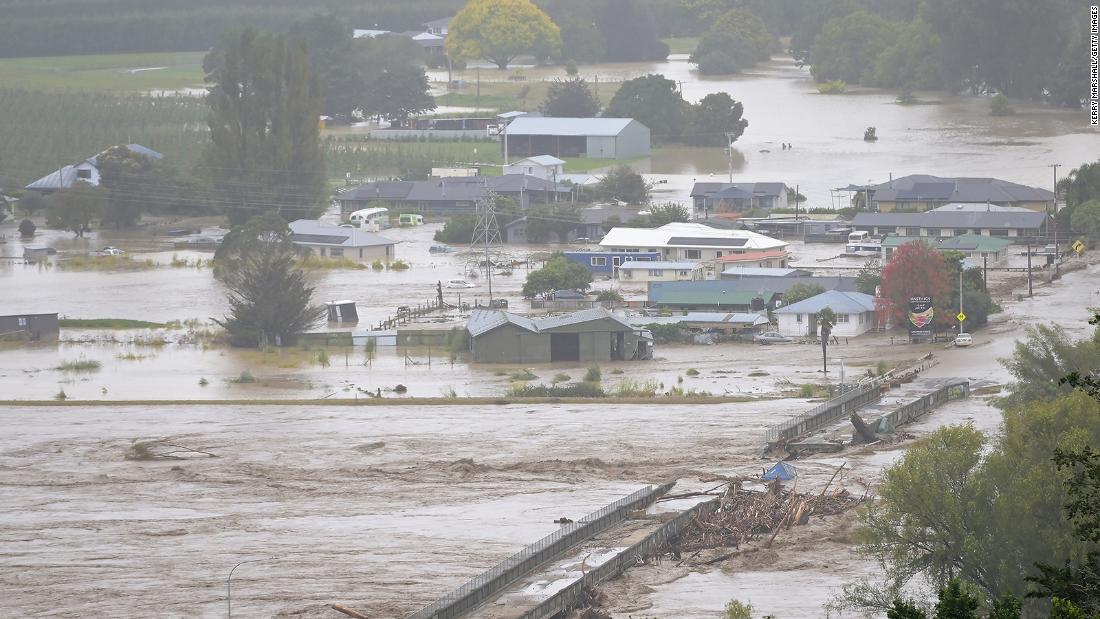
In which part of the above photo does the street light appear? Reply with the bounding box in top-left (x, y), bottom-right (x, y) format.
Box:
top-left (228, 557), bottom-right (279, 618)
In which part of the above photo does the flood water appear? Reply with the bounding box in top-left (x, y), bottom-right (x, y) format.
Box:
top-left (435, 54), bottom-right (1097, 207)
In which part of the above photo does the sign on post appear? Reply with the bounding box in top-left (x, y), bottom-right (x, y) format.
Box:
top-left (956, 312), bottom-right (966, 322)
top-left (1073, 240), bottom-right (1085, 255)
top-left (908, 296), bottom-right (934, 339)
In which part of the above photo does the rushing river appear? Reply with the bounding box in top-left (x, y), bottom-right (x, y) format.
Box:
top-left (433, 53), bottom-right (1098, 207)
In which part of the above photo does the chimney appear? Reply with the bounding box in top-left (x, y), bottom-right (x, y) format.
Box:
top-left (889, 172), bottom-right (893, 188)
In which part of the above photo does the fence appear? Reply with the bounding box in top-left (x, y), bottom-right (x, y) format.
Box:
top-left (764, 379), bottom-right (883, 444)
top-left (406, 482), bottom-right (676, 619)
top-left (519, 497), bottom-right (721, 619)
top-left (877, 380), bottom-right (969, 432)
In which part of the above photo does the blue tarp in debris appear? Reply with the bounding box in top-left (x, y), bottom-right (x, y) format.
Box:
top-left (762, 461), bottom-right (797, 481)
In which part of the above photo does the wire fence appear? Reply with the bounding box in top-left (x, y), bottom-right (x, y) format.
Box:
top-left (406, 482), bottom-right (675, 619)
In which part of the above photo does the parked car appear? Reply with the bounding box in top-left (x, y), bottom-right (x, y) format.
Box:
top-left (446, 278), bottom-right (476, 289)
top-left (754, 331), bottom-right (793, 344)
top-left (99, 246), bottom-right (125, 256)
top-left (954, 333), bottom-right (973, 347)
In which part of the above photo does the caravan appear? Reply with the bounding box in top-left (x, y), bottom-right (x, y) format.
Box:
top-left (399, 213), bottom-right (424, 226)
top-left (347, 207), bottom-right (389, 231)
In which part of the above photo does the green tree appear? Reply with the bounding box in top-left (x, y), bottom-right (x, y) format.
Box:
top-left (1058, 161), bottom-right (1100, 229)
top-left (856, 259), bottom-right (882, 294)
top-left (525, 204), bottom-right (579, 242)
top-left (990, 93), bottom-right (1015, 117)
top-left (933, 580), bottom-right (980, 619)
top-left (986, 593), bottom-right (1022, 619)
top-left (18, 218), bottom-right (36, 238)
top-left (817, 306), bottom-right (837, 373)
top-left (434, 214), bottom-right (478, 244)
top-left (1070, 200), bottom-right (1100, 242)
top-left (19, 192), bottom-right (48, 217)
top-left (447, 0), bottom-right (561, 69)
top-left (690, 8), bottom-right (773, 75)
top-left (809, 10), bottom-right (897, 84)
top-left (539, 78), bottom-right (600, 117)
top-left (551, 12), bottom-right (605, 63)
top-left (595, 0), bottom-right (669, 61)
top-left (362, 61), bottom-right (437, 121)
top-left (46, 181), bottom-right (105, 237)
top-left (646, 202), bottom-right (690, 227)
top-left (783, 283), bottom-right (825, 306)
top-left (204, 29), bottom-right (326, 225)
top-left (96, 145), bottom-right (164, 229)
top-left (683, 92), bottom-right (748, 147)
top-left (886, 599), bottom-right (928, 619)
top-left (522, 254), bottom-right (592, 297)
top-left (871, 19), bottom-right (944, 90)
top-left (213, 214), bottom-right (323, 347)
top-left (594, 165), bottom-right (651, 204)
top-left (604, 74), bottom-right (685, 142)
top-left (723, 598), bottom-right (754, 619)
top-left (998, 322), bottom-right (1100, 410)
top-left (288, 13), bottom-right (361, 119)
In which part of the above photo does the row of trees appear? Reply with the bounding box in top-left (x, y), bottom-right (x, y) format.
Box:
top-left (689, 8), bottom-right (776, 75)
top-left (804, 1), bottom-right (1090, 105)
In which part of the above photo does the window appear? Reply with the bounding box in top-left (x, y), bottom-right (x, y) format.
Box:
top-left (648, 270), bottom-right (664, 277)
top-left (678, 270), bottom-right (690, 277)
top-left (685, 250), bottom-right (701, 259)
top-left (621, 271), bottom-right (633, 279)
top-left (858, 313), bottom-right (864, 324)
top-left (796, 313), bottom-right (803, 323)
top-left (76, 168), bottom-right (92, 179)
top-left (590, 257), bottom-right (607, 266)
top-left (956, 229), bottom-right (968, 236)
top-left (904, 227), bottom-right (920, 236)
top-left (989, 229), bottom-right (1009, 237)
top-left (926, 228), bottom-right (939, 237)
top-left (319, 247), bottom-right (326, 256)
top-left (329, 247), bottom-right (344, 258)
top-left (838, 313), bottom-right (849, 323)
top-left (716, 251), bottom-right (723, 257)
top-left (17, 317), bottom-right (27, 326)
top-left (878, 226), bottom-right (896, 234)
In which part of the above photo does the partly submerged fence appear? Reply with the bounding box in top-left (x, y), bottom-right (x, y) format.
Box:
top-left (406, 482), bottom-right (675, 619)
top-left (518, 497), bottom-right (721, 619)
top-left (765, 379), bottom-right (884, 444)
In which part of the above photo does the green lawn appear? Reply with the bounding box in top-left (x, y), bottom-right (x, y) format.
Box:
top-left (0, 52), bottom-right (206, 92)
top-left (662, 37), bottom-right (700, 54)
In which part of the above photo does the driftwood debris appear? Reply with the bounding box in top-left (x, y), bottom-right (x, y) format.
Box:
top-left (850, 413), bottom-right (878, 444)
top-left (124, 438), bottom-right (218, 460)
top-left (331, 604), bottom-right (369, 618)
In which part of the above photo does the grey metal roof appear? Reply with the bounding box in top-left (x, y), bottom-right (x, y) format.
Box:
top-left (691, 182), bottom-right (787, 199)
top-left (732, 275), bottom-right (857, 294)
top-left (536, 307), bottom-right (634, 331)
top-left (485, 174), bottom-right (569, 193)
top-left (422, 17), bottom-right (453, 28)
top-left (853, 210), bottom-right (1047, 229)
top-left (634, 312), bottom-right (769, 326)
top-left (721, 267), bottom-right (809, 277)
top-left (867, 174), bottom-right (1054, 203)
top-left (466, 307), bottom-right (634, 337)
top-left (712, 185), bottom-right (754, 200)
top-left (775, 290), bottom-right (876, 314)
top-left (339, 182), bottom-right (414, 202)
top-left (505, 117), bottom-right (641, 137)
top-left (288, 219), bottom-right (395, 247)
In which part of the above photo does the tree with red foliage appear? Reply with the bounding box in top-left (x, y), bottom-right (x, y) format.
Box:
top-left (878, 240), bottom-right (953, 328)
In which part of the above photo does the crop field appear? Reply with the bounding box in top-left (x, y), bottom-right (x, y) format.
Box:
top-left (0, 52), bottom-right (206, 93)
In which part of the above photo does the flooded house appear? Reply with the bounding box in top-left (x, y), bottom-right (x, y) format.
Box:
top-left (0, 312), bottom-right (59, 340)
top-left (466, 307), bottom-right (653, 363)
top-left (774, 290), bottom-right (878, 337)
top-left (599, 222), bottom-right (789, 268)
top-left (846, 175), bottom-right (1054, 213)
top-left (689, 182), bottom-right (790, 214)
top-left (288, 219), bottom-right (395, 264)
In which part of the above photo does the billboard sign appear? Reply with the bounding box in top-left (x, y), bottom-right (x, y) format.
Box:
top-left (908, 296), bottom-right (934, 336)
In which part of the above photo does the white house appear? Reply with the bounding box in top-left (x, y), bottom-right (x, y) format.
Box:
top-left (503, 155), bottom-right (565, 182)
top-left (617, 261), bottom-right (704, 283)
top-left (289, 219), bottom-right (396, 264)
top-left (24, 144), bottom-right (163, 193)
top-left (775, 290), bottom-right (877, 338)
top-left (600, 222), bottom-right (789, 268)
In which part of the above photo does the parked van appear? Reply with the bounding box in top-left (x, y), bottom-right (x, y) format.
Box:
top-left (347, 207), bottom-right (389, 230)
top-left (399, 213), bottom-right (424, 226)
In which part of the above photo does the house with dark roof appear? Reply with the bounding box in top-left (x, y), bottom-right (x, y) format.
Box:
top-left (689, 182), bottom-right (789, 213)
top-left (852, 207), bottom-right (1050, 241)
top-left (774, 290), bottom-right (878, 337)
top-left (336, 175), bottom-right (570, 215)
top-left (938, 234), bottom-right (1012, 262)
top-left (24, 144), bottom-right (164, 193)
top-left (848, 175), bottom-right (1054, 213)
top-left (503, 117), bottom-right (650, 159)
top-left (466, 307), bottom-right (652, 363)
top-left (289, 219), bottom-right (395, 264)
top-left (647, 281), bottom-right (771, 312)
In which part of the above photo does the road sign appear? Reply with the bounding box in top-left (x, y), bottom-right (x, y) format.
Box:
top-left (1073, 240), bottom-right (1085, 255)
top-left (956, 312), bottom-right (966, 322)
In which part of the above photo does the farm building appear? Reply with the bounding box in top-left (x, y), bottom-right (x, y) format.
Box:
top-left (289, 219), bottom-right (395, 264)
top-left (774, 291), bottom-right (878, 338)
top-left (503, 117), bottom-right (651, 160)
top-left (466, 307), bottom-right (653, 363)
top-left (336, 175), bottom-right (569, 215)
top-left (0, 312), bottom-right (59, 340)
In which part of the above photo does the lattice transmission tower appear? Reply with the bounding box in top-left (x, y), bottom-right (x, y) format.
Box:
top-left (469, 185), bottom-right (504, 302)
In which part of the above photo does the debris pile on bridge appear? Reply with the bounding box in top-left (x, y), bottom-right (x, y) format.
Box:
top-left (672, 478), bottom-right (864, 552)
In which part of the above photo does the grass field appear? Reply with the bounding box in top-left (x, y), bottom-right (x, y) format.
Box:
top-left (0, 52), bottom-right (206, 92)
top-left (661, 37), bottom-right (700, 55)
top-left (434, 78), bottom-right (620, 113)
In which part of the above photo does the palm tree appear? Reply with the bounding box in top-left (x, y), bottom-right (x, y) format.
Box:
top-left (817, 307), bottom-right (837, 374)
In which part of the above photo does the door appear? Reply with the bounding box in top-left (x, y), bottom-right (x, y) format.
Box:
top-left (611, 332), bottom-right (625, 361)
top-left (550, 333), bottom-right (581, 361)
top-left (613, 256), bottom-right (622, 267)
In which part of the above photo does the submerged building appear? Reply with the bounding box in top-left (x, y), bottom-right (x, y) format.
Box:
top-left (466, 307), bottom-right (652, 363)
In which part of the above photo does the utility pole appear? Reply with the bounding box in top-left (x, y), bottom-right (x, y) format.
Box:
top-left (471, 182), bottom-right (503, 303)
top-left (1026, 239), bottom-right (1033, 297)
top-left (1050, 163), bottom-right (1061, 278)
top-left (725, 132), bottom-right (737, 183)
top-left (476, 68), bottom-right (481, 111)
top-left (958, 269), bottom-right (964, 334)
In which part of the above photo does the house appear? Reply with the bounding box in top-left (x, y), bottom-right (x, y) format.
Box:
top-left (503, 117), bottom-right (651, 160)
top-left (503, 155), bottom-right (565, 182)
top-left (575, 204), bottom-right (649, 241)
top-left (846, 175), bottom-right (1054, 213)
top-left (852, 208), bottom-right (1049, 241)
top-left (24, 144), bottom-right (164, 193)
top-left (721, 267), bottom-right (812, 279)
top-left (774, 291), bottom-right (877, 337)
top-left (727, 275), bottom-right (859, 310)
top-left (0, 312), bottom-right (59, 340)
top-left (648, 281), bottom-right (771, 312)
top-left (743, 214), bottom-right (851, 243)
top-left (352, 29), bottom-right (391, 39)
top-left (689, 182), bottom-right (789, 214)
top-left (289, 219), bottom-right (396, 264)
top-left (336, 175), bottom-right (570, 215)
top-left (422, 17), bottom-right (452, 36)
top-left (466, 307), bottom-right (653, 363)
top-left (938, 234), bottom-right (1012, 262)
top-left (599, 222), bottom-right (789, 268)
top-left (563, 251), bottom-right (662, 276)
top-left (634, 312), bottom-right (770, 335)
top-left (618, 261), bottom-right (704, 283)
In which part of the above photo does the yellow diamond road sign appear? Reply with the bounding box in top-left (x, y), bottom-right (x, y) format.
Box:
top-left (957, 312), bottom-right (966, 322)
top-left (1073, 240), bottom-right (1085, 254)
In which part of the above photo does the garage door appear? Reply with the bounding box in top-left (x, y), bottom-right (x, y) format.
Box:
top-left (550, 333), bottom-right (580, 361)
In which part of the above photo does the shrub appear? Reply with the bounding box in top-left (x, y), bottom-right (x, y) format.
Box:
top-left (316, 350), bottom-right (330, 368)
top-left (686, 368), bottom-right (700, 376)
top-left (18, 219), bottom-right (36, 237)
top-left (990, 93), bottom-right (1014, 116)
top-left (57, 359), bottom-right (102, 372)
top-left (644, 323), bottom-right (691, 344)
top-left (614, 378), bottom-right (659, 397)
top-left (509, 369), bottom-right (538, 381)
top-left (230, 370), bottom-right (256, 383)
top-left (817, 80), bottom-right (847, 94)
top-left (198, 377), bottom-right (209, 386)
top-left (54, 388), bottom-right (68, 401)
top-left (584, 364), bottom-right (602, 382)
top-left (800, 383), bottom-right (816, 397)
top-left (611, 368), bottom-right (625, 374)
top-left (552, 373), bottom-right (571, 384)
top-left (389, 259), bottom-right (410, 271)
top-left (371, 259), bottom-right (385, 271)
top-left (509, 382), bottom-right (606, 397)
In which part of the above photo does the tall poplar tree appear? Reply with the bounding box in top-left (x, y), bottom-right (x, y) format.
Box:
top-left (204, 29), bottom-right (326, 225)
